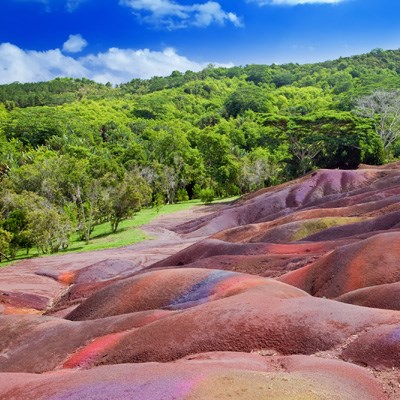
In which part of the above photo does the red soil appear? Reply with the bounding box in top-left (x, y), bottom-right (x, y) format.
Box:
top-left (0, 353), bottom-right (387, 400)
top-left (278, 232), bottom-right (400, 298)
top-left (336, 281), bottom-right (400, 310)
top-left (2, 166), bottom-right (400, 399)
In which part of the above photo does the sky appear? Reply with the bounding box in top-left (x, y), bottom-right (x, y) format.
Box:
top-left (0, 0), bottom-right (399, 84)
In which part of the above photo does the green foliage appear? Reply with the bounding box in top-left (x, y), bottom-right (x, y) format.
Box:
top-left (291, 217), bottom-right (365, 241)
top-left (224, 85), bottom-right (273, 117)
top-left (0, 47), bottom-right (399, 257)
top-left (109, 172), bottom-right (152, 233)
top-left (0, 228), bottom-right (12, 261)
top-left (26, 208), bottom-right (72, 254)
top-left (2, 209), bottom-right (32, 257)
top-left (199, 188), bottom-right (215, 204)
top-left (176, 188), bottom-right (189, 202)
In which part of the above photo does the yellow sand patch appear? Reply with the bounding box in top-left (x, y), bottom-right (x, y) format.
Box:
top-left (291, 217), bottom-right (366, 242)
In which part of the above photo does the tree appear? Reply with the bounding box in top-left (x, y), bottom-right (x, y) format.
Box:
top-left (109, 172), bottom-right (151, 233)
top-left (239, 148), bottom-right (281, 193)
top-left (355, 90), bottom-right (400, 151)
top-left (289, 137), bottom-right (321, 176)
top-left (26, 208), bottom-right (71, 254)
top-left (2, 209), bottom-right (33, 257)
top-left (0, 227), bottom-right (12, 261)
top-left (224, 85), bottom-right (273, 118)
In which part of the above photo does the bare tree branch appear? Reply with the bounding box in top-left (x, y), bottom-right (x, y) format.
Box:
top-left (355, 90), bottom-right (400, 150)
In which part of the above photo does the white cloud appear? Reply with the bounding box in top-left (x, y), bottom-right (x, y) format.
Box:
top-left (13, 0), bottom-right (87, 12)
top-left (119, 0), bottom-right (242, 29)
top-left (248, 0), bottom-right (344, 5)
top-left (0, 42), bottom-right (232, 85)
top-left (0, 43), bottom-right (88, 84)
top-left (82, 47), bottom-right (205, 82)
top-left (66, 0), bottom-right (86, 12)
top-left (62, 34), bottom-right (88, 53)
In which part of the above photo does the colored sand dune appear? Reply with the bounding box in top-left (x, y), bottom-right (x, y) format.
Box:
top-left (2, 164), bottom-right (400, 399)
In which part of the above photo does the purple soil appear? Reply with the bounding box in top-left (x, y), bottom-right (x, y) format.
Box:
top-left (342, 325), bottom-right (400, 369)
top-left (336, 282), bottom-right (400, 310)
top-left (0, 291), bottom-right (49, 311)
top-left (61, 268), bottom-right (400, 368)
top-left (2, 165), bottom-right (400, 398)
top-left (174, 169), bottom-right (380, 237)
top-left (214, 196), bottom-right (400, 244)
top-left (90, 295), bottom-right (399, 367)
top-left (149, 238), bottom-right (348, 271)
top-left (0, 353), bottom-right (387, 400)
top-left (279, 232), bottom-right (400, 298)
top-left (66, 268), bottom-right (304, 320)
top-left (0, 310), bottom-right (176, 373)
top-left (301, 210), bottom-right (400, 242)
top-left (2, 268), bottom-right (400, 375)
top-left (0, 205), bottom-right (218, 314)
top-left (158, 253), bottom-right (319, 278)
top-left (36, 258), bottom-right (138, 285)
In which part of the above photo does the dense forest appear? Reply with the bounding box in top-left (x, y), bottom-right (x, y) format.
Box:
top-left (1, 48), bottom-right (400, 258)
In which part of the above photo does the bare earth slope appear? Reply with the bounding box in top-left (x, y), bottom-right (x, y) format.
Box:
top-left (2, 163), bottom-right (400, 399)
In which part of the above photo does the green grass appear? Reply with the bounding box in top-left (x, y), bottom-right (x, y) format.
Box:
top-left (291, 217), bottom-right (366, 241)
top-left (0, 196), bottom-right (238, 267)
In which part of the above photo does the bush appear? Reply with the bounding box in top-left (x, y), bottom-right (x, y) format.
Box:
top-left (192, 183), bottom-right (202, 199)
top-left (154, 193), bottom-right (165, 213)
top-left (176, 188), bottom-right (189, 202)
top-left (0, 227), bottom-right (12, 261)
top-left (199, 188), bottom-right (215, 204)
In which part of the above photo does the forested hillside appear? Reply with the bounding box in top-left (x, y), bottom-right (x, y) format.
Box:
top-left (1, 48), bottom-right (400, 257)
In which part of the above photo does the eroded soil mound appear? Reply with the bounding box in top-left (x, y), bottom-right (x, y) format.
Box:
top-left (0, 353), bottom-right (387, 400)
top-left (2, 165), bottom-right (400, 399)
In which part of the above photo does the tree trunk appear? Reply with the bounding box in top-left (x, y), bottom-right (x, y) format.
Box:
top-left (0, 252), bottom-right (10, 261)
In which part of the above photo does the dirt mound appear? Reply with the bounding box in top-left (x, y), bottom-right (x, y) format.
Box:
top-left (0, 310), bottom-right (175, 373)
top-left (66, 268), bottom-right (304, 320)
top-left (342, 325), bottom-right (400, 369)
top-left (279, 232), bottom-right (400, 298)
top-left (164, 253), bottom-right (316, 278)
top-left (149, 238), bottom-right (349, 271)
top-left (3, 165), bottom-right (400, 398)
top-left (336, 282), bottom-right (400, 310)
top-left (3, 268), bottom-right (400, 374)
top-left (60, 269), bottom-right (400, 369)
top-left (36, 258), bottom-right (139, 285)
top-left (175, 169), bottom-right (380, 237)
top-left (301, 210), bottom-right (400, 241)
top-left (0, 353), bottom-right (387, 400)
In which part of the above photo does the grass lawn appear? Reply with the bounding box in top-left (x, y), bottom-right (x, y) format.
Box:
top-left (0, 196), bottom-right (238, 267)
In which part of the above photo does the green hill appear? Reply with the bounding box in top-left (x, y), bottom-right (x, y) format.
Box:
top-left (0, 48), bottom-right (399, 257)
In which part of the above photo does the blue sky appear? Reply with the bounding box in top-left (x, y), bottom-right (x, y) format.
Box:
top-left (0, 0), bottom-right (399, 84)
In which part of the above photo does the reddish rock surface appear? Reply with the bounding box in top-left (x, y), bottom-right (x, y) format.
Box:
top-left (342, 324), bottom-right (400, 369)
top-left (0, 353), bottom-right (387, 400)
top-left (2, 165), bottom-right (400, 399)
top-left (336, 281), bottom-right (400, 310)
top-left (278, 232), bottom-right (400, 298)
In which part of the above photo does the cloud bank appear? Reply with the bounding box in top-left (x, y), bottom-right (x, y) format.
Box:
top-left (120, 0), bottom-right (242, 29)
top-left (0, 42), bottom-right (232, 85)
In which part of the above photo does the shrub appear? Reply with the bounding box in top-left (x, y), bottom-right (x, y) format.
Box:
top-left (176, 188), bottom-right (189, 202)
top-left (192, 183), bottom-right (202, 199)
top-left (199, 188), bottom-right (215, 204)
